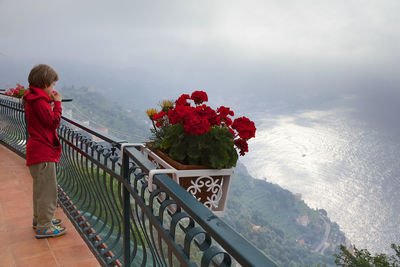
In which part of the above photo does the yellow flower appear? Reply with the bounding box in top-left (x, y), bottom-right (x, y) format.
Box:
top-left (146, 108), bottom-right (158, 119)
top-left (159, 100), bottom-right (174, 111)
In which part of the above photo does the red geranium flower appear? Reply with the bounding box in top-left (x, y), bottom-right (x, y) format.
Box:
top-left (232, 117), bottom-right (256, 140)
top-left (152, 110), bottom-right (167, 121)
top-left (4, 84), bottom-right (29, 99)
top-left (182, 111), bottom-right (211, 135)
top-left (152, 110), bottom-right (167, 127)
top-left (191, 90), bottom-right (208, 105)
top-left (217, 106), bottom-right (234, 117)
top-left (195, 104), bottom-right (220, 126)
top-left (168, 105), bottom-right (192, 124)
top-left (234, 138), bottom-right (249, 156)
top-left (217, 106), bottom-right (234, 126)
top-left (175, 94), bottom-right (190, 106)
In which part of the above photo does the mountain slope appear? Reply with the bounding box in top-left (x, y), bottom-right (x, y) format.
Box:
top-left (223, 162), bottom-right (347, 266)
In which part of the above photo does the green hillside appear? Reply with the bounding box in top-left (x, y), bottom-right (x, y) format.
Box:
top-left (223, 163), bottom-right (347, 266)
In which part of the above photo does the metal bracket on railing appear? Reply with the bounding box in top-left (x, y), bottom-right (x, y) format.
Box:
top-left (120, 143), bottom-right (177, 192)
top-left (120, 143), bottom-right (142, 162)
top-left (148, 169), bottom-right (177, 192)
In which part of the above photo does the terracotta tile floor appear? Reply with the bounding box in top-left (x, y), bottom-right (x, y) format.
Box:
top-left (0, 144), bottom-right (101, 267)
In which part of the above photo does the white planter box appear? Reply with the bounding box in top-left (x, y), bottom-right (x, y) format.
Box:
top-left (139, 145), bottom-right (233, 217)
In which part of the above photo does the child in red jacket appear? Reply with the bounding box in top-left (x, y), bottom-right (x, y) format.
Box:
top-left (24, 64), bottom-right (67, 238)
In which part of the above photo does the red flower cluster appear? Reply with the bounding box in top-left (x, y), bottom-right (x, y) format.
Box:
top-left (152, 111), bottom-right (167, 127)
top-left (182, 112), bottom-right (211, 135)
top-left (234, 138), bottom-right (249, 156)
top-left (191, 91), bottom-right (208, 105)
top-left (217, 106), bottom-right (234, 126)
top-left (150, 90), bottom-right (256, 156)
top-left (232, 117), bottom-right (256, 139)
top-left (175, 94), bottom-right (190, 106)
top-left (4, 84), bottom-right (28, 98)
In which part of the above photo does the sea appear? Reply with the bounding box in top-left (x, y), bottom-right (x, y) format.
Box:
top-left (240, 93), bottom-right (400, 254)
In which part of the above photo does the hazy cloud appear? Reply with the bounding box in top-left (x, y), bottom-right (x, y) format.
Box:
top-left (1, 0), bottom-right (399, 110)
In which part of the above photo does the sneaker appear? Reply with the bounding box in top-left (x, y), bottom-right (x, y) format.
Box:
top-left (33, 218), bottom-right (62, 229)
top-left (36, 225), bottom-right (67, 239)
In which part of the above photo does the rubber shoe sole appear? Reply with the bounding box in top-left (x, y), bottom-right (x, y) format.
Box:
top-left (35, 226), bottom-right (67, 239)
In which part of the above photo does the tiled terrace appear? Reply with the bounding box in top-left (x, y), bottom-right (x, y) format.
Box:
top-left (0, 144), bottom-right (100, 267)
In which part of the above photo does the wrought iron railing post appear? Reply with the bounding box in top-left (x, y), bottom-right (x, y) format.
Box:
top-left (121, 143), bottom-right (139, 266)
top-left (24, 113), bottom-right (29, 142)
top-left (122, 147), bottom-right (131, 266)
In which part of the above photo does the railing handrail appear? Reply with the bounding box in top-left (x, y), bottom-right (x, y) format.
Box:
top-left (61, 115), bottom-right (126, 146)
top-left (0, 93), bottom-right (114, 145)
top-left (0, 90), bottom-right (72, 100)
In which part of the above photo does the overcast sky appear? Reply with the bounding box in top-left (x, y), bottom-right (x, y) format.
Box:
top-left (1, 0), bottom-right (399, 112)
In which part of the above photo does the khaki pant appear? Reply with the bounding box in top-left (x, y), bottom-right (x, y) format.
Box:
top-left (28, 162), bottom-right (58, 230)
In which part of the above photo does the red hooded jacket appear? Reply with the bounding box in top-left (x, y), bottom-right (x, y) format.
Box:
top-left (24, 86), bottom-right (62, 166)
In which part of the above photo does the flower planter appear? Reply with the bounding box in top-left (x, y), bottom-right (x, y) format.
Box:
top-left (143, 90), bottom-right (256, 216)
top-left (140, 145), bottom-right (233, 216)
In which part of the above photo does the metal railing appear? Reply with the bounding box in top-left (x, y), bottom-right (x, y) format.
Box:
top-left (0, 93), bottom-right (277, 267)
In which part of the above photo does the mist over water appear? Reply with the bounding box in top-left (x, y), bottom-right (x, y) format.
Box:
top-left (241, 98), bottom-right (400, 254)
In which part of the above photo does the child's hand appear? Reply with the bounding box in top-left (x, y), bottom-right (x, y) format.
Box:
top-left (52, 90), bottom-right (62, 102)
